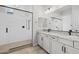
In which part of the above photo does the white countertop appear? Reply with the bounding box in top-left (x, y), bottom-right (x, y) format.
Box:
top-left (39, 31), bottom-right (79, 42)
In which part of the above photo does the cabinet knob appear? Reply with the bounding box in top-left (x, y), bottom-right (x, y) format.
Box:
top-left (53, 38), bottom-right (55, 39)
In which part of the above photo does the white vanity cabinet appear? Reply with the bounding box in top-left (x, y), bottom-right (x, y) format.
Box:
top-left (51, 39), bottom-right (79, 54)
top-left (63, 45), bottom-right (79, 54)
top-left (37, 33), bottom-right (52, 53)
top-left (37, 31), bottom-right (79, 54)
top-left (51, 37), bottom-right (79, 54)
top-left (37, 33), bottom-right (44, 47)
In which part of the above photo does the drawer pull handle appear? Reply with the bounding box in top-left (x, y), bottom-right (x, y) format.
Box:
top-left (64, 47), bottom-right (66, 53)
top-left (62, 46), bottom-right (64, 52)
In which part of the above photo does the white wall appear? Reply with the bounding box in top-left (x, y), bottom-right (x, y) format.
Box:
top-left (72, 6), bottom-right (79, 32)
top-left (32, 5), bottom-right (45, 46)
top-left (61, 8), bottom-right (72, 31)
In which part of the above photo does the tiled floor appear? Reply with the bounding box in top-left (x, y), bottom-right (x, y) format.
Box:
top-left (9, 46), bottom-right (47, 54)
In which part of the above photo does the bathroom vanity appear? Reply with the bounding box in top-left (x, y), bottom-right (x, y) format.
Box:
top-left (37, 30), bottom-right (79, 54)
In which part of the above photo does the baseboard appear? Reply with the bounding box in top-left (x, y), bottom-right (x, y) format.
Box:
top-left (0, 40), bottom-right (32, 53)
top-left (37, 44), bottom-right (49, 54)
top-left (9, 43), bottom-right (33, 53)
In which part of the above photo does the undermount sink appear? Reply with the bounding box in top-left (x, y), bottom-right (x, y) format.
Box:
top-left (43, 29), bottom-right (52, 32)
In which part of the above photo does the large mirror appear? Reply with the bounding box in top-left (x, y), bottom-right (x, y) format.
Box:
top-left (38, 5), bottom-right (79, 32)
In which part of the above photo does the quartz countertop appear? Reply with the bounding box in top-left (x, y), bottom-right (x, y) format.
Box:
top-left (38, 31), bottom-right (79, 42)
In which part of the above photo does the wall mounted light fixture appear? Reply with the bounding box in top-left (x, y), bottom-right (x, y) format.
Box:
top-left (6, 8), bottom-right (14, 14)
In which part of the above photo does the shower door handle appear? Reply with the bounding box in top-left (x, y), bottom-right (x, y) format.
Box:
top-left (27, 20), bottom-right (30, 30)
top-left (6, 27), bottom-right (8, 33)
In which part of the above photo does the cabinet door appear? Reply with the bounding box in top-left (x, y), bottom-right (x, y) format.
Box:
top-left (38, 33), bottom-right (43, 47)
top-left (51, 39), bottom-right (64, 54)
top-left (43, 35), bottom-right (49, 52)
top-left (43, 35), bottom-right (51, 53)
top-left (64, 45), bottom-right (79, 54)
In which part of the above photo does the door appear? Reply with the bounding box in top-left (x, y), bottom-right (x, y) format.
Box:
top-left (6, 9), bottom-right (32, 43)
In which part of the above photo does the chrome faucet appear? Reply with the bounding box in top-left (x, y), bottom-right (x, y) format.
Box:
top-left (68, 30), bottom-right (72, 35)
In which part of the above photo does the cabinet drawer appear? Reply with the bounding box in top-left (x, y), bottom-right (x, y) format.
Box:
top-left (64, 45), bottom-right (79, 54)
top-left (37, 34), bottom-right (43, 47)
top-left (74, 41), bottom-right (79, 49)
top-left (49, 35), bottom-right (59, 42)
top-left (59, 38), bottom-right (73, 47)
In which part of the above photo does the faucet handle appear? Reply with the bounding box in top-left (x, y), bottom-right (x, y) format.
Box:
top-left (75, 30), bottom-right (78, 32)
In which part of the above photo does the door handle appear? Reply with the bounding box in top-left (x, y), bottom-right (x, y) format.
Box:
top-left (22, 26), bottom-right (25, 28)
top-left (28, 20), bottom-right (30, 30)
top-left (6, 27), bottom-right (8, 33)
